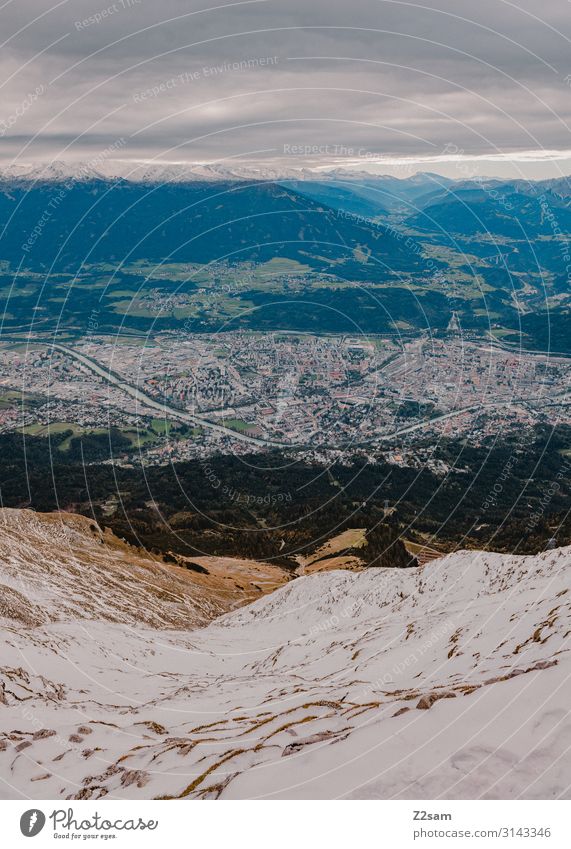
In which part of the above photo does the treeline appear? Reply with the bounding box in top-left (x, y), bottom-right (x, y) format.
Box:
top-left (0, 425), bottom-right (570, 560)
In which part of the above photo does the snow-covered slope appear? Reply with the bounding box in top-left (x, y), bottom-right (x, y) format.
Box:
top-left (0, 510), bottom-right (569, 800)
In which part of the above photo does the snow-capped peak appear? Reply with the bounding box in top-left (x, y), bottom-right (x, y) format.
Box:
top-left (0, 159), bottom-right (459, 186)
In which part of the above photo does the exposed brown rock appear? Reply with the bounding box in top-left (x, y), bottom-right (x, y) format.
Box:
top-left (33, 729), bottom-right (56, 740)
top-left (416, 691), bottom-right (456, 710)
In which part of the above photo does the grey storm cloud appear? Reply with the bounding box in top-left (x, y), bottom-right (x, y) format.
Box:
top-left (1, 0), bottom-right (571, 175)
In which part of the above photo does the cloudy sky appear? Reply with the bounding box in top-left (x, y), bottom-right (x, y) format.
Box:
top-left (1, 0), bottom-right (571, 178)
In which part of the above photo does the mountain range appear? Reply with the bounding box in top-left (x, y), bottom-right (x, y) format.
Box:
top-left (0, 162), bottom-right (569, 346)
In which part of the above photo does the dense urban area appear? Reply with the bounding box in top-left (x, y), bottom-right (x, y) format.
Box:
top-left (0, 329), bottom-right (569, 469)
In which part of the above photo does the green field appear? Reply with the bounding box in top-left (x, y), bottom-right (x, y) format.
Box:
top-left (221, 418), bottom-right (256, 432)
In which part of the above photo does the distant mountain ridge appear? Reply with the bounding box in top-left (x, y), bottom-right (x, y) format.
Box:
top-left (0, 160), bottom-right (568, 347)
top-left (0, 160), bottom-right (456, 185)
top-left (0, 173), bottom-right (428, 275)
top-left (1, 158), bottom-right (568, 196)
top-left (2, 160), bottom-right (568, 232)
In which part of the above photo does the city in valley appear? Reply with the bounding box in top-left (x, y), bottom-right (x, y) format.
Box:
top-left (0, 330), bottom-right (569, 468)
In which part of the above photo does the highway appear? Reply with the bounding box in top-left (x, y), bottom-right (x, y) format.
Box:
top-left (372, 391), bottom-right (570, 443)
top-left (52, 343), bottom-right (291, 449)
